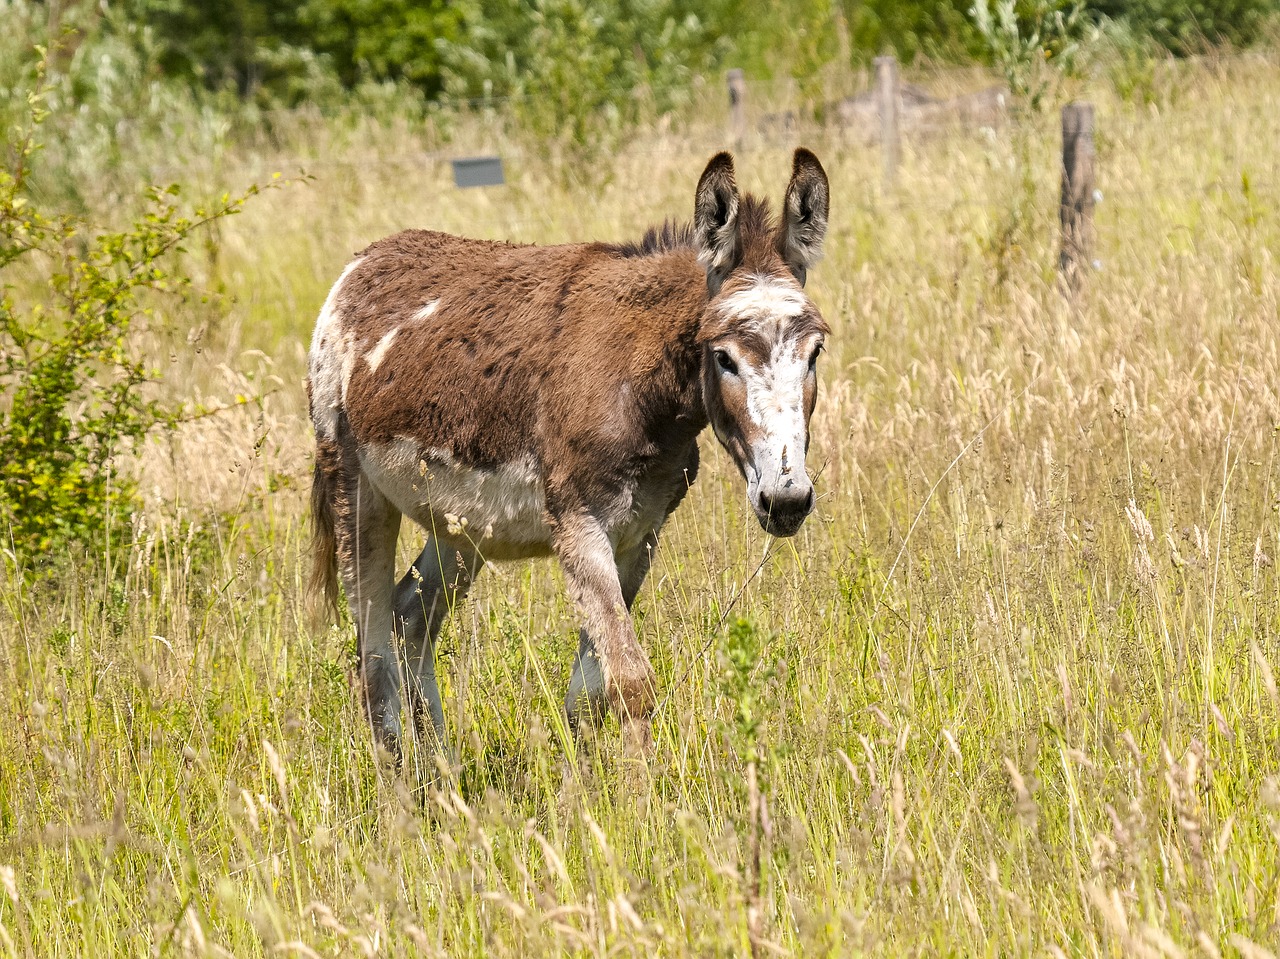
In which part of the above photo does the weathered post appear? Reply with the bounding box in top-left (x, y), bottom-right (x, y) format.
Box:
top-left (1059, 101), bottom-right (1096, 292)
top-left (727, 68), bottom-right (746, 150)
top-left (875, 55), bottom-right (900, 187)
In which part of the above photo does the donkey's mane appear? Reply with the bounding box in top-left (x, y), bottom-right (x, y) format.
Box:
top-left (614, 196), bottom-right (775, 259)
top-left (613, 220), bottom-right (697, 258)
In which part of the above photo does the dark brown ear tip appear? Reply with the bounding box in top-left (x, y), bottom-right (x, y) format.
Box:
top-left (698, 152), bottom-right (737, 193)
top-left (703, 151), bottom-right (736, 178)
top-left (792, 147), bottom-right (826, 177)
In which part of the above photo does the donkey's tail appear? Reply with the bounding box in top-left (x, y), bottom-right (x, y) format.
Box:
top-left (308, 440), bottom-right (341, 619)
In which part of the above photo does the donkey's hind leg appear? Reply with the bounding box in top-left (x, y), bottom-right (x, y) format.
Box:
top-left (393, 539), bottom-right (482, 749)
top-left (333, 464), bottom-right (404, 761)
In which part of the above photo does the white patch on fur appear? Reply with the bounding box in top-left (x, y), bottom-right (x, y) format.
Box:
top-left (360, 440), bottom-right (552, 560)
top-left (340, 349), bottom-right (358, 407)
top-left (308, 259), bottom-right (362, 438)
top-left (366, 327), bottom-right (399, 373)
top-left (718, 275), bottom-right (807, 329)
top-left (412, 299), bottom-right (440, 322)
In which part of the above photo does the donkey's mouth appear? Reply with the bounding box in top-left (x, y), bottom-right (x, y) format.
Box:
top-left (755, 510), bottom-right (810, 538)
top-left (751, 486), bottom-right (815, 537)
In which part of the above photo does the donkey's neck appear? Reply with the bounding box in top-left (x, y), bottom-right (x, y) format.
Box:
top-left (611, 249), bottom-right (710, 453)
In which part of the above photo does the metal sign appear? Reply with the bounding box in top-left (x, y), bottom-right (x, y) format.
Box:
top-left (451, 156), bottom-right (505, 188)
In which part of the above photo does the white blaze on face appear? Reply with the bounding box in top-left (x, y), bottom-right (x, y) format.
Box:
top-left (740, 340), bottom-right (812, 504)
top-left (717, 275), bottom-right (815, 509)
top-left (711, 271), bottom-right (819, 530)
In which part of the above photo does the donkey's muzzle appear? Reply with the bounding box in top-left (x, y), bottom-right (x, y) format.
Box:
top-left (754, 484), bottom-right (814, 537)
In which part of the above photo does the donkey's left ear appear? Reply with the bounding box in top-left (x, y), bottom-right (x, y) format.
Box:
top-left (777, 148), bottom-right (829, 287)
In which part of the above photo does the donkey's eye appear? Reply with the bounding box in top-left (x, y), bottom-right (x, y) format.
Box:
top-left (715, 349), bottom-right (738, 376)
top-left (808, 345), bottom-right (823, 372)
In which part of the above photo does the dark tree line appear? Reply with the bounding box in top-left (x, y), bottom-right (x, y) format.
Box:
top-left (115, 0), bottom-right (1278, 105)
top-left (5, 0), bottom-right (1275, 120)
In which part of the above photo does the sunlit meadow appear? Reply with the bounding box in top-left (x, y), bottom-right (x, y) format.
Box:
top-left (4, 52), bottom-right (1280, 956)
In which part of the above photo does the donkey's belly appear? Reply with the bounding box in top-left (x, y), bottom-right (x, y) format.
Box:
top-left (361, 440), bottom-right (553, 560)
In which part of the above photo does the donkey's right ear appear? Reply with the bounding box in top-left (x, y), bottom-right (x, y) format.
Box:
top-left (694, 152), bottom-right (741, 297)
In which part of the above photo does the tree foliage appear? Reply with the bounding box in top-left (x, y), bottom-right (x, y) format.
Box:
top-left (6, 0), bottom-right (1275, 115)
top-left (844, 0), bottom-right (988, 64)
top-left (435, 0), bottom-right (729, 183)
top-left (1090, 0), bottom-right (1276, 52)
top-left (127, 0), bottom-right (464, 100)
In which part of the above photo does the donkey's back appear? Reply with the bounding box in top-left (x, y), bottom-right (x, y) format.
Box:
top-left (311, 228), bottom-right (705, 463)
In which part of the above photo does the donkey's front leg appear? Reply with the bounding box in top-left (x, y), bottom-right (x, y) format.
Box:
top-left (565, 528), bottom-right (661, 732)
top-left (554, 513), bottom-right (656, 756)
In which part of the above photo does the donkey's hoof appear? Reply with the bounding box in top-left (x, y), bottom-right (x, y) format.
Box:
top-left (619, 723), bottom-right (655, 798)
top-left (621, 716), bottom-right (655, 760)
top-left (372, 721), bottom-right (404, 769)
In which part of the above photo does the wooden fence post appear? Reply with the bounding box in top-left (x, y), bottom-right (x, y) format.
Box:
top-left (727, 68), bottom-right (746, 149)
top-left (1059, 101), bottom-right (1096, 291)
top-left (875, 55), bottom-right (900, 187)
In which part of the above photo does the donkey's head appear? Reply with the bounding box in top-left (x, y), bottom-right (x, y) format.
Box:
top-left (695, 149), bottom-right (830, 538)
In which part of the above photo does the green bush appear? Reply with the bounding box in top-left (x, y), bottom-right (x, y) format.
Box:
top-left (1089, 0), bottom-right (1278, 53)
top-left (972, 0), bottom-right (1088, 106)
top-left (436, 0), bottom-right (727, 185)
top-left (846, 0), bottom-right (986, 63)
top-left (0, 63), bottom-right (269, 568)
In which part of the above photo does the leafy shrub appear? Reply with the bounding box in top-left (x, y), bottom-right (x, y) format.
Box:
top-left (437, 0), bottom-right (728, 186)
top-left (0, 62), bottom-right (269, 567)
top-left (843, 0), bottom-right (987, 64)
top-left (1089, 0), bottom-right (1278, 53)
top-left (971, 0), bottom-right (1089, 108)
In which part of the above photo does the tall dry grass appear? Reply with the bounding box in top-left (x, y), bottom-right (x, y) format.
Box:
top-left (3, 51), bottom-right (1280, 956)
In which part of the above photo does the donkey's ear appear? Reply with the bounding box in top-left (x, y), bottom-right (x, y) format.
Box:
top-left (694, 151), bottom-right (741, 296)
top-left (777, 148), bottom-right (829, 287)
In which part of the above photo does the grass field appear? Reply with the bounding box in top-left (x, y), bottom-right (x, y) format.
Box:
top-left (4, 53), bottom-right (1280, 956)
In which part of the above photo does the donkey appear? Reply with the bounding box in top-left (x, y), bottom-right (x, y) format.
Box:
top-left (308, 148), bottom-right (831, 761)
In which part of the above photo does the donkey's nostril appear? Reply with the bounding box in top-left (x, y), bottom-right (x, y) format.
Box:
top-left (757, 486), bottom-right (813, 519)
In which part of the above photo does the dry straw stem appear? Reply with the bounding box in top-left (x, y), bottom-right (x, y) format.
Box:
top-left (3, 51), bottom-right (1280, 956)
